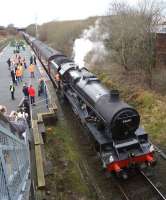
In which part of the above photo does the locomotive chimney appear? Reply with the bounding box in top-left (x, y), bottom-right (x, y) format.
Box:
top-left (110, 90), bottom-right (119, 102)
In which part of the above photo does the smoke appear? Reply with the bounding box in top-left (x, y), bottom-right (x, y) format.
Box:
top-left (72, 18), bottom-right (108, 68)
top-left (73, 38), bottom-right (93, 68)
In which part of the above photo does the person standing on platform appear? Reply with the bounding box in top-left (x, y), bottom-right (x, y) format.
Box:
top-left (10, 65), bottom-right (16, 84)
top-left (38, 78), bottom-right (45, 96)
top-left (18, 63), bottom-right (23, 79)
top-left (22, 58), bottom-right (27, 69)
top-left (33, 55), bottom-right (36, 65)
top-left (11, 68), bottom-right (16, 85)
top-left (24, 61), bottom-right (27, 69)
top-left (30, 54), bottom-right (37, 65)
top-left (16, 68), bottom-right (22, 83)
top-left (28, 85), bottom-right (36, 105)
top-left (9, 82), bottom-right (15, 100)
top-left (7, 58), bottom-right (11, 69)
top-left (28, 64), bottom-right (35, 78)
top-left (30, 56), bottom-right (33, 65)
top-left (22, 83), bottom-right (29, 97)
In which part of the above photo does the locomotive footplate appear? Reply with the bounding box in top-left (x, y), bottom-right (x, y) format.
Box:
top-left (86, 122), bottom-right (112, 145)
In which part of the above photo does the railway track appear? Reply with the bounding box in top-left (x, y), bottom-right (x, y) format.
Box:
top-left (113, 170), bottom-right (166, 200)
top-left (29, 41), bottom-right (166, 200)
top-left (109, 143), bottom-right (166, 200)
top-left (154, 144), bottom-right (166, 160)
top-left (115, 181), bottom-right (131, 200)
top-left (140, 170), bottom-right (166, 200)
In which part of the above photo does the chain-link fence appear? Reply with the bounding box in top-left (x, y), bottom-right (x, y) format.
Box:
top-left (0, 115), bottom-right (30, 200)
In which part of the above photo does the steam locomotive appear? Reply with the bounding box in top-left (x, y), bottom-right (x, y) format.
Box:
top-left (23, 32), bottom-right (155, 178)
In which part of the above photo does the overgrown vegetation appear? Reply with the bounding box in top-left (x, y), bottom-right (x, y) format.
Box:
top-left (45, 121), bottom-right (96, 200)
top-left (26, 1), bottom-right (166, 91)
top-left (101, 0), bottom-right (164, 87)
top-left (26, 17), bottom-right (97, 56)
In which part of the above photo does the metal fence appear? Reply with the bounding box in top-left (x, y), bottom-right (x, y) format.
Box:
top-left (0, 116), bottom-right (30, 200)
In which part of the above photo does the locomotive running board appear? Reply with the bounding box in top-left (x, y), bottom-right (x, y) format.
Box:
top-left (86, 122), bottom-right (112, 145)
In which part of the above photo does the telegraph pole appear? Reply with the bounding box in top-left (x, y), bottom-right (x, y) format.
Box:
top-left (35, 14), bottom-right (39, 38)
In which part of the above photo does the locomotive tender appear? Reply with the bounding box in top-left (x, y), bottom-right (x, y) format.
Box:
top-left (23, 32), bottom-right (155, 178)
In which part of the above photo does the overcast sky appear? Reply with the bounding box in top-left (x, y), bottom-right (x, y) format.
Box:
top-left (0, 0), bottom-right (112, 27)
top-left (1, 0), bottom-right (157, 27)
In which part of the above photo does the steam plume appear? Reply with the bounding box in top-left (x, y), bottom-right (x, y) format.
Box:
top-left (73, 18), bottom-right (108, 68)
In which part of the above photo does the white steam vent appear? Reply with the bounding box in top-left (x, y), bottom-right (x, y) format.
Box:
top-left (73, 18), bottom-right (108, 68)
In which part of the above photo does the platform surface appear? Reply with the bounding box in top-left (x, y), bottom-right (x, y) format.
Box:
top-left (0, 42), bottom-right (53, 200)
top-left (0, 43), bottom-right (49, 118)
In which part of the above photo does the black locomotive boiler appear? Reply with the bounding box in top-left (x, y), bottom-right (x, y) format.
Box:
top-left (23, 32), bottom-right (155, 178)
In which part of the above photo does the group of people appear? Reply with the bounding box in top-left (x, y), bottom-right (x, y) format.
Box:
top-left (10, 81), bottom-right (36, 105)
top-left (22, 83), bottom-right (36, 105)
top-left (7, 54), bottom-right (26, 84)
top-left (7, 53), bottom-right (36, 85)
top-left (7, 49), bottom-right (38, 105)
top-left (0, 104), bottom-right (29, 140)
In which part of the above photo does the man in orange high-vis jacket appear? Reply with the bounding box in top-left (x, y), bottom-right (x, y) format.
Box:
top-left (15, 68), bottom-right (22, 83)
top-left (28, 64), bottom-right (35, 78)
top-left (18, 63), bottom-right (23, 79)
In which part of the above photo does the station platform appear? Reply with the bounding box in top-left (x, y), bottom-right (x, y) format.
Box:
top-left (0, 43), bottom-right (49, 118)
top-left (0, 40), bottom-right (57, 199)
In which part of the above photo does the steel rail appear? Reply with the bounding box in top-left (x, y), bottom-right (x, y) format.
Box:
top-left (111, 175), bottom-right (131, 200)
top-left (140, 171), bottom-right (166, 200)
top-left (116, 183), bottom-right (131, 200)
top-left (153, 144), bottom-right (166, 160)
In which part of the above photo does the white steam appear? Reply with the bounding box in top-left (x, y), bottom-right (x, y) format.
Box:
top-left (73, 18), bottom-right (108, 68)
top-left (73, 39), bottom-right (93, 68)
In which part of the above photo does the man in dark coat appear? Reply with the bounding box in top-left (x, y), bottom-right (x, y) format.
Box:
top-left (7, 58), bottom-right (11, 69)
top-left (33, 55), bottom-right (36, 65)
top-left (30, 56), bottom-right (33, 65)
top-left (10, 82), bottom-right (15, 100)
top-left (11, 69), bottom-right (16, 84)
top-left (22, 83), bottom-right (29, 97)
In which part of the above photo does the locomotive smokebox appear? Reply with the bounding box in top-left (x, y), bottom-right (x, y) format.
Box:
top-left (110, 90), bottom-right (119, 102)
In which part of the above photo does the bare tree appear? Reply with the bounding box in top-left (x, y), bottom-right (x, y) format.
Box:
top-left (26, 24), bottom-right (36, 37)
top-left (6, 24), bottom-right (17, 35)
top-left (39, 27), bottom-right (48, 42)
top-left (103, 0), bottom-right (164, 86)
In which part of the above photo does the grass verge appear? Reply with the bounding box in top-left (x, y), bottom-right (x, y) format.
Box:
top-left (45, 120), bottom-right (96, 200)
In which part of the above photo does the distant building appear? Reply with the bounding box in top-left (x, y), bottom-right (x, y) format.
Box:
top-left (0, 26), bottom-right (7, 37)
top-left (156, 24), bottom-right (166, 67)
